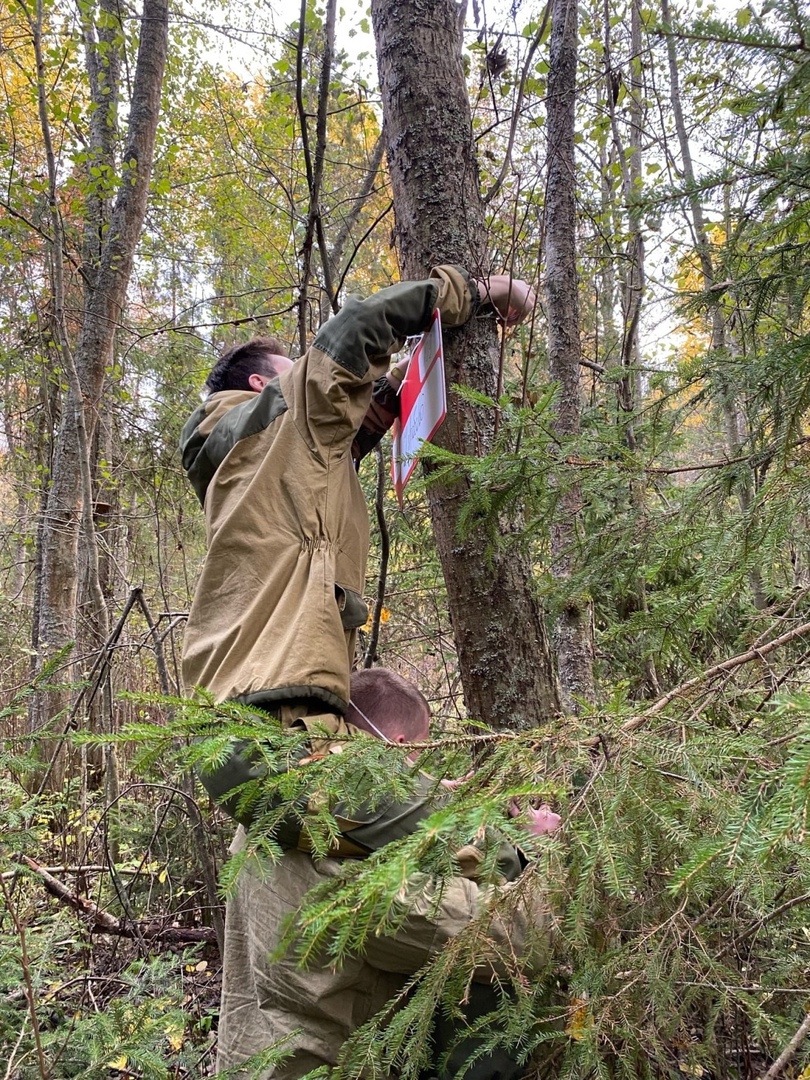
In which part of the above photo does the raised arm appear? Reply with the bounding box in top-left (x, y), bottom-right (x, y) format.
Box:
top-left (348, 271), bottom-right (538, 463)
top-left (289, 266), bottom-right (477, 457)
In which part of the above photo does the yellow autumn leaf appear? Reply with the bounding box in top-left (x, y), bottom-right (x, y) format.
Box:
top-left (565, 997), bottom-right (591, 1041)
top-left (165, 1020), bottom-right (185, 1051)
top-left (107, 1056), bottom-right (128, 1070)
top-left (361, 606), bottom-right (391, 632)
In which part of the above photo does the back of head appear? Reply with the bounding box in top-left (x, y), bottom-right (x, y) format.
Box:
top-left (205, 336), bottom-right (290, 394)
top-left (347, 669), bottom-right (430, 743)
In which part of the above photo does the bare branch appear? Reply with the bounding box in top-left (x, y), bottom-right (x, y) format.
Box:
top-left (623, 621), bottom-right (810, 731)
top-left (15, 855), bottom-right (218, 945)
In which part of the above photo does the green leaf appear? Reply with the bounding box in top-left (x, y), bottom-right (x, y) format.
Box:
top-left (736, 6), bottom-right (752, 28)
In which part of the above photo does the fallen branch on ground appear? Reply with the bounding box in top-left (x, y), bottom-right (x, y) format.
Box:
top-left (16, 855), bottom-right (217, 945)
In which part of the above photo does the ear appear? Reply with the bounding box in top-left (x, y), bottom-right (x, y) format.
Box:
top-left (248, 372), bottom-right (269, 393)
top-left (395, 734), bottom-right (406, 744)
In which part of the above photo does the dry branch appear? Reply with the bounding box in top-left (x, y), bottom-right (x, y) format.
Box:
top-left (621, 620), bottom-right (810, 733)
top-left (760, 1010), bottom-right (810, 1080)
top-left (17, 855), bottom-right (218, 945)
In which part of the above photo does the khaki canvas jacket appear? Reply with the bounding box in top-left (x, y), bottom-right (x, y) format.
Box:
top-left (217, 838), bottom-right (551, 1078)
top-left (180, 266), bottom-right (476, 713)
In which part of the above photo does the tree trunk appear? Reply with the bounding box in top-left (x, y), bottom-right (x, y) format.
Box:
top-left (661, 0), bottom-right (765, 610)
top-left (602, 0), bottom-right (659, 696)
top-left (545, 0), bottom-right (595, 709)
top-left (33, 0), bottom-right (169, 782)
top-left (370, 0), bottom-right (560, 730)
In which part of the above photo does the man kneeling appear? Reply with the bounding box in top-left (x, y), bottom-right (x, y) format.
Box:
top-left (214, 669), bottom-right (555, 1079)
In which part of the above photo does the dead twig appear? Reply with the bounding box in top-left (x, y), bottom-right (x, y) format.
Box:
top-left (15, 855), bottom-right (217, 945)
top-left (760, 1010), bottom-right (810, 1080)
top-left (622, 621), bottom-right (810, 733)
top-left (716, 891), bottom-right (810, 961)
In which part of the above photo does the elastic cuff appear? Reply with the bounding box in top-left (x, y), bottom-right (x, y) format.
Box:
top-left (428, 264), bottom-right (475, 327)
top-left (469, 276), bottom-right (482, 316)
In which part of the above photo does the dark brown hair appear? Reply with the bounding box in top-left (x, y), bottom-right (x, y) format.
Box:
top-left (205, 336), bottom-right (290, 395)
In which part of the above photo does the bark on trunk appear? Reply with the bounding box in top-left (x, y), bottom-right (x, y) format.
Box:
top-left (371, 0), bottom-right (560, 729)
top-left (33, 0), bottom-right (169, 780)
top-left (545, 0), bottom-right (595, 709)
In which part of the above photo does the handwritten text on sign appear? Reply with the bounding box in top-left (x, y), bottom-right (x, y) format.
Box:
top-left (391, 310), bottom-right (447, 505)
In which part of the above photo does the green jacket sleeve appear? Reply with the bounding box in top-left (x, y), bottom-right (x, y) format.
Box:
top-left (286, 265), bottom-right (477, 458)
top-left (332, 771), bottom-right (450, 849)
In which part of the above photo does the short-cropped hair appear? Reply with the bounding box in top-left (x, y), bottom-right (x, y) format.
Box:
top-left (347, 668), bottom-right (431, 742)
top-left (205, 336), bottom-right (290, 395)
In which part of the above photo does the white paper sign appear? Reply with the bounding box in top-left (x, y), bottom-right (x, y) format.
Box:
top-left (391, 310), bottom-right (447, 504)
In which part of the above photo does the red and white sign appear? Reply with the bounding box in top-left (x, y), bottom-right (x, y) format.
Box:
top-left (391, 310), bottom-right (447, 504)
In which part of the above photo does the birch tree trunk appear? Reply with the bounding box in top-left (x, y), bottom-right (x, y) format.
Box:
top-left (545, 0), bottom-right (595, 708)
top-left (32, 0), bottom-right (169, 783)
top-left (370, 0), bottom-right (560, 730)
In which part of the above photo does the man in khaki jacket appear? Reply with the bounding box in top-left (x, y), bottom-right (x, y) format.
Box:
top-left (180, 266), bottom-right (534, 731)
top-left (180, 268), bottom-right (541, 1076)
top-left (216, 668), bottom-right (555, 1080)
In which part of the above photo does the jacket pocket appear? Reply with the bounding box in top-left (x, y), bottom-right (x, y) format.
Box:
top-left (334, 583), bottom-right (368, 630)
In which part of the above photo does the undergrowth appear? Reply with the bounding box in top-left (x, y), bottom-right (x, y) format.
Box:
top-left (3, 679), bottom-right (808, 1079)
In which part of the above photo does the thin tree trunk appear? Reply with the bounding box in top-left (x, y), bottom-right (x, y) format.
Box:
top-left (545, 0), bottom-right (595, 710)
top-left (604, 0), bottom-right (645, 440)
top-left (597, 81), bottom-right (619, 373)
top-left (321, 135), bottom-right (387, 320)
top-left (33, 0), bottom-right (169, 785)
top-left (296, 0), bottom-right (337, 347)
top-left (79, 0), bottom-right (121, 748)
top-left (371, 0), bottom-right (560, 730)
top-left (661, 0), bottom-right (765, 610)
top-left (621, 0), bottom-right (645, 441)
top-left (603, 0), bottom-right (659, 695)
